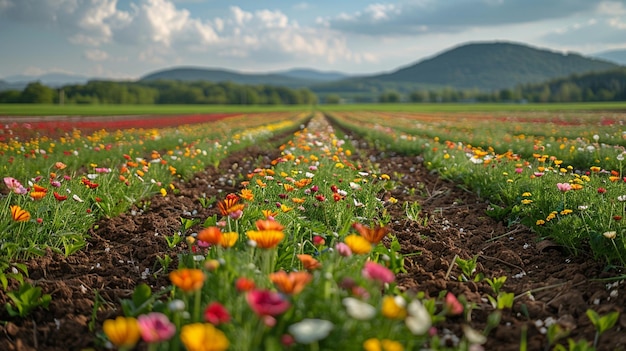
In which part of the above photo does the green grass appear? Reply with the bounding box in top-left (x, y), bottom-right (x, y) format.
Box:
top-left (1, 101), bottom-right (625, 116)
top-left (0, 104), bottom-right (315, 116)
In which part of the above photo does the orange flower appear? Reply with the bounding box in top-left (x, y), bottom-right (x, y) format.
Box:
top-left (294, 178), bottom-right (312, 188)
top-left (353, 223), bottom-right (390, 244)
top-left (270, 270), bottom-right (312, 295)
top-left (218, 193), bottom-right (245, 216)
top-left (197, 227), bottom-right (223, 245)
top-left (283, 184), bottom-right (295, 192)
top-left (30, 191), bottom-right (47, 200)
top-left (10, 205), bottom-right (31, 222)
top-left (169, 268), bottom-right (205, 292)
top-left (54, 162), bottom-right (67, 170)
top-left (255, 219), bottom-right (284, 231)
top-left (220, 232), bottom-right (239, 248)
top-left (297, 254), bottom-right (321, 270)
top-left (32, 184), bottom-right (48, 193)
top-left (291, 197), bottom-right (305, 204)
top-left (255, 179), bottom-right (267, 188)
top-left (240, 189), bottom-right (254, 201)
top-left (246, 219), bottom-right (285, 249)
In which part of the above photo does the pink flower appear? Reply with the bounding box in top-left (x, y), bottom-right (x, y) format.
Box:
top-left (204, 302), bottom-right (231, 325)
top-left (362, 261), bottom-right (394, 284)
top-left (4, 177), bottom-right (27, 194)
top-left (335, 242), bottom-right (352, 257)
top-left (556, 183), bottom-right (572, 192)
top-left (444, 292), bottom-right (464, 316)
top-left (137, 312), bottom-right (176, 343)
top-left (246, 289), bottom-right (291, 317)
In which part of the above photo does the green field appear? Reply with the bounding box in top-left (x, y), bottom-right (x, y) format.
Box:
top-left (1, 101), bottom-right (625, 116)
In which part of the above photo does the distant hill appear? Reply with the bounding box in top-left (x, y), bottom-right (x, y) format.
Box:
top-left (593, 49), bottom-right (626, 65)
top-left (311, 42), bottom-right (621, 96)
top-left (140, 67), bottom-right (319, 88)
top-left (276, 68), bottom-right (349, 82)
top-left (3, 72), bottom-right (89, 87)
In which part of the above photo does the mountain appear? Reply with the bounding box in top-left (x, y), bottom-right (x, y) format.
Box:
top-left (276, 68), bottom-right (349, 82)
top-left (312, 42), bottom-right (622, 95)
top-left (3, 72), bottom-right (89, 87)
top-left (140, 67), bottom-right (317, 88)
top-left (369, 42), bottom-right (621, 90)
top-left (593, 49), bottom-right (626, 65)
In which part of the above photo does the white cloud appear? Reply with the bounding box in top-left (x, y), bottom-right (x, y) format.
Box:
top-left (293, 2), bottom-right (310, 11)
top-left (324, 0), bottom-right (599, 36)
top-left (84, 49), bottom-right (109, 61)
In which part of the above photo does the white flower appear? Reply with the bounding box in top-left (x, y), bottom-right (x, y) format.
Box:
top-left (342, 297), bottom-right (376, 320)
top-left (349, 182), bottom-right (361, 190)
top-left (305, 172), bottom-right (315, 178)
top-left (405, 299), bottom-right (431, 335)
top-left (603, 231), bottom-right (617, 239)
top-left (72, 194), bottom-right (84, 203)
top-left (618, 153), bottom-right (625, 161)
top-left (618, 195), bottom-right (626, 202)
top-left (462, 324), bottom-right (487, 345)
top-left (593, 134), bottom-right (600, 141)
top-left (288, 319), bottom-right (334, 344)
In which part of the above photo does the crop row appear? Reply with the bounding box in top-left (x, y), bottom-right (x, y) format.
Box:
top-left (326, 111), bottom-right (626, 265)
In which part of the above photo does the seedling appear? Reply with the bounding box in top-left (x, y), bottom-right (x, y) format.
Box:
top-left (164, 231), bottom-right (184, 249)
top-left (5, 282), bottom-right (51, 317)
top-left (485, 276), bottom-right (507, 295)
top-left (586, 308), bottom-right (619, 348)
top-left (455, 255), bottom-right (483, 282)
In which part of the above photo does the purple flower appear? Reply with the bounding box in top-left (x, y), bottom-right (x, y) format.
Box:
top-left (137, 312), bottom-right (176, 343)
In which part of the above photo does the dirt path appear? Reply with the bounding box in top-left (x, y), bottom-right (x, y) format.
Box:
top-left (1, 122), bottom-right (625, 350)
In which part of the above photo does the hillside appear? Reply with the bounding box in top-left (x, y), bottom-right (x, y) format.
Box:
top-left (140, 67), bottom-right (318, 88)
top-left (375, 42), bottom-right (620, 90)
top-left (593, 49), bottom-right (626, 65)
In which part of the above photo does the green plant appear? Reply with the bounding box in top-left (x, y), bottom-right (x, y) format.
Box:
top-left (164, 231), bottom-right (184, 249)
top-left (0, 259), bottom-right (27, 290)
top-left (454, 255), bottom-right (483, 282)
top-left (545, 323), bottom-right (571, 351)
top-left (198, 195), bottom-right (215, 209)
top-left (586, 309), bottom-right (619, 348)
top-left (120, 283), bottom-right (170, 317)
top-left (5, 282), bottom-right (51, 317)
top-left (485, 276), bottom-right (507, 295)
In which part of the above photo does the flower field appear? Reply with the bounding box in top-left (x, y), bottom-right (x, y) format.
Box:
top-left (1, 108), bottom-right (625, 351)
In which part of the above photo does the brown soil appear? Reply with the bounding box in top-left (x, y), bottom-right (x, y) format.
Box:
top-left (1, 126), bottom-right (625, 351)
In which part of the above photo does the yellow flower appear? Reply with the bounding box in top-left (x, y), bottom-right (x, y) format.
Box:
top-left (220, 232), bottom-right (239, 248)
top-left (560, 209), bottom-right (573, 215)
top-left (246, 219), bottom-right (285, 248)
top-left (363, 338), bottom-right (404, 351)
top-left (240, 189), bottom-right (254, 201)
top-left (344, 234), bottom-right (372, 255)
top-left (180, 323), bottom-right (229, 351)
top-left (103, 316), bottom-right (140, 348)
top-left (521, 199), bottom-right (533, 205)
top-left (381, 296), bottom-right (407, 319)
top-left (380, 174), bottom-right (390, 180)
top-left (521, 192), bottom-right (532, 197)
top-left (169, 268), bottom-right (205, 293)
top-left (160, 188), bottom-right (167, 196)
top-left (536, 219), bottom-right (545, 226)
top-left (280, 204), bottom-right (293, 213)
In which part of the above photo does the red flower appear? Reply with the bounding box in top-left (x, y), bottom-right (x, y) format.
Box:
top-left (204, 302), bottom-right (231, 325)
top-left (235, 277), bottom-right (256, 292)
top-left (597, 187), bottom-right (606, 194)
top-left (246, 289), bottom-right (290, 317)
top-left (53, 191), bottom-right (68, 201)
top-left (614, 216), bottom-right (623, 221)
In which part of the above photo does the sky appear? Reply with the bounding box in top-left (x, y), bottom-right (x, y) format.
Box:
top-left (1, 0), bottom-right (626, 80)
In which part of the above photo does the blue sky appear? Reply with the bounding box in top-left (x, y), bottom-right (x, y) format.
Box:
top-left (1, 0), bottom-right (625, 80)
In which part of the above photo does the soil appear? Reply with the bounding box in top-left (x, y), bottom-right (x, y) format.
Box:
top-left (1, 120), bottom-right (626, 351)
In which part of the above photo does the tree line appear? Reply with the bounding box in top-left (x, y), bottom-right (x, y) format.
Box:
top-left (345, 68), bottom-right (626, 104)
top-left (0, 80), bottom-right (318, 105)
